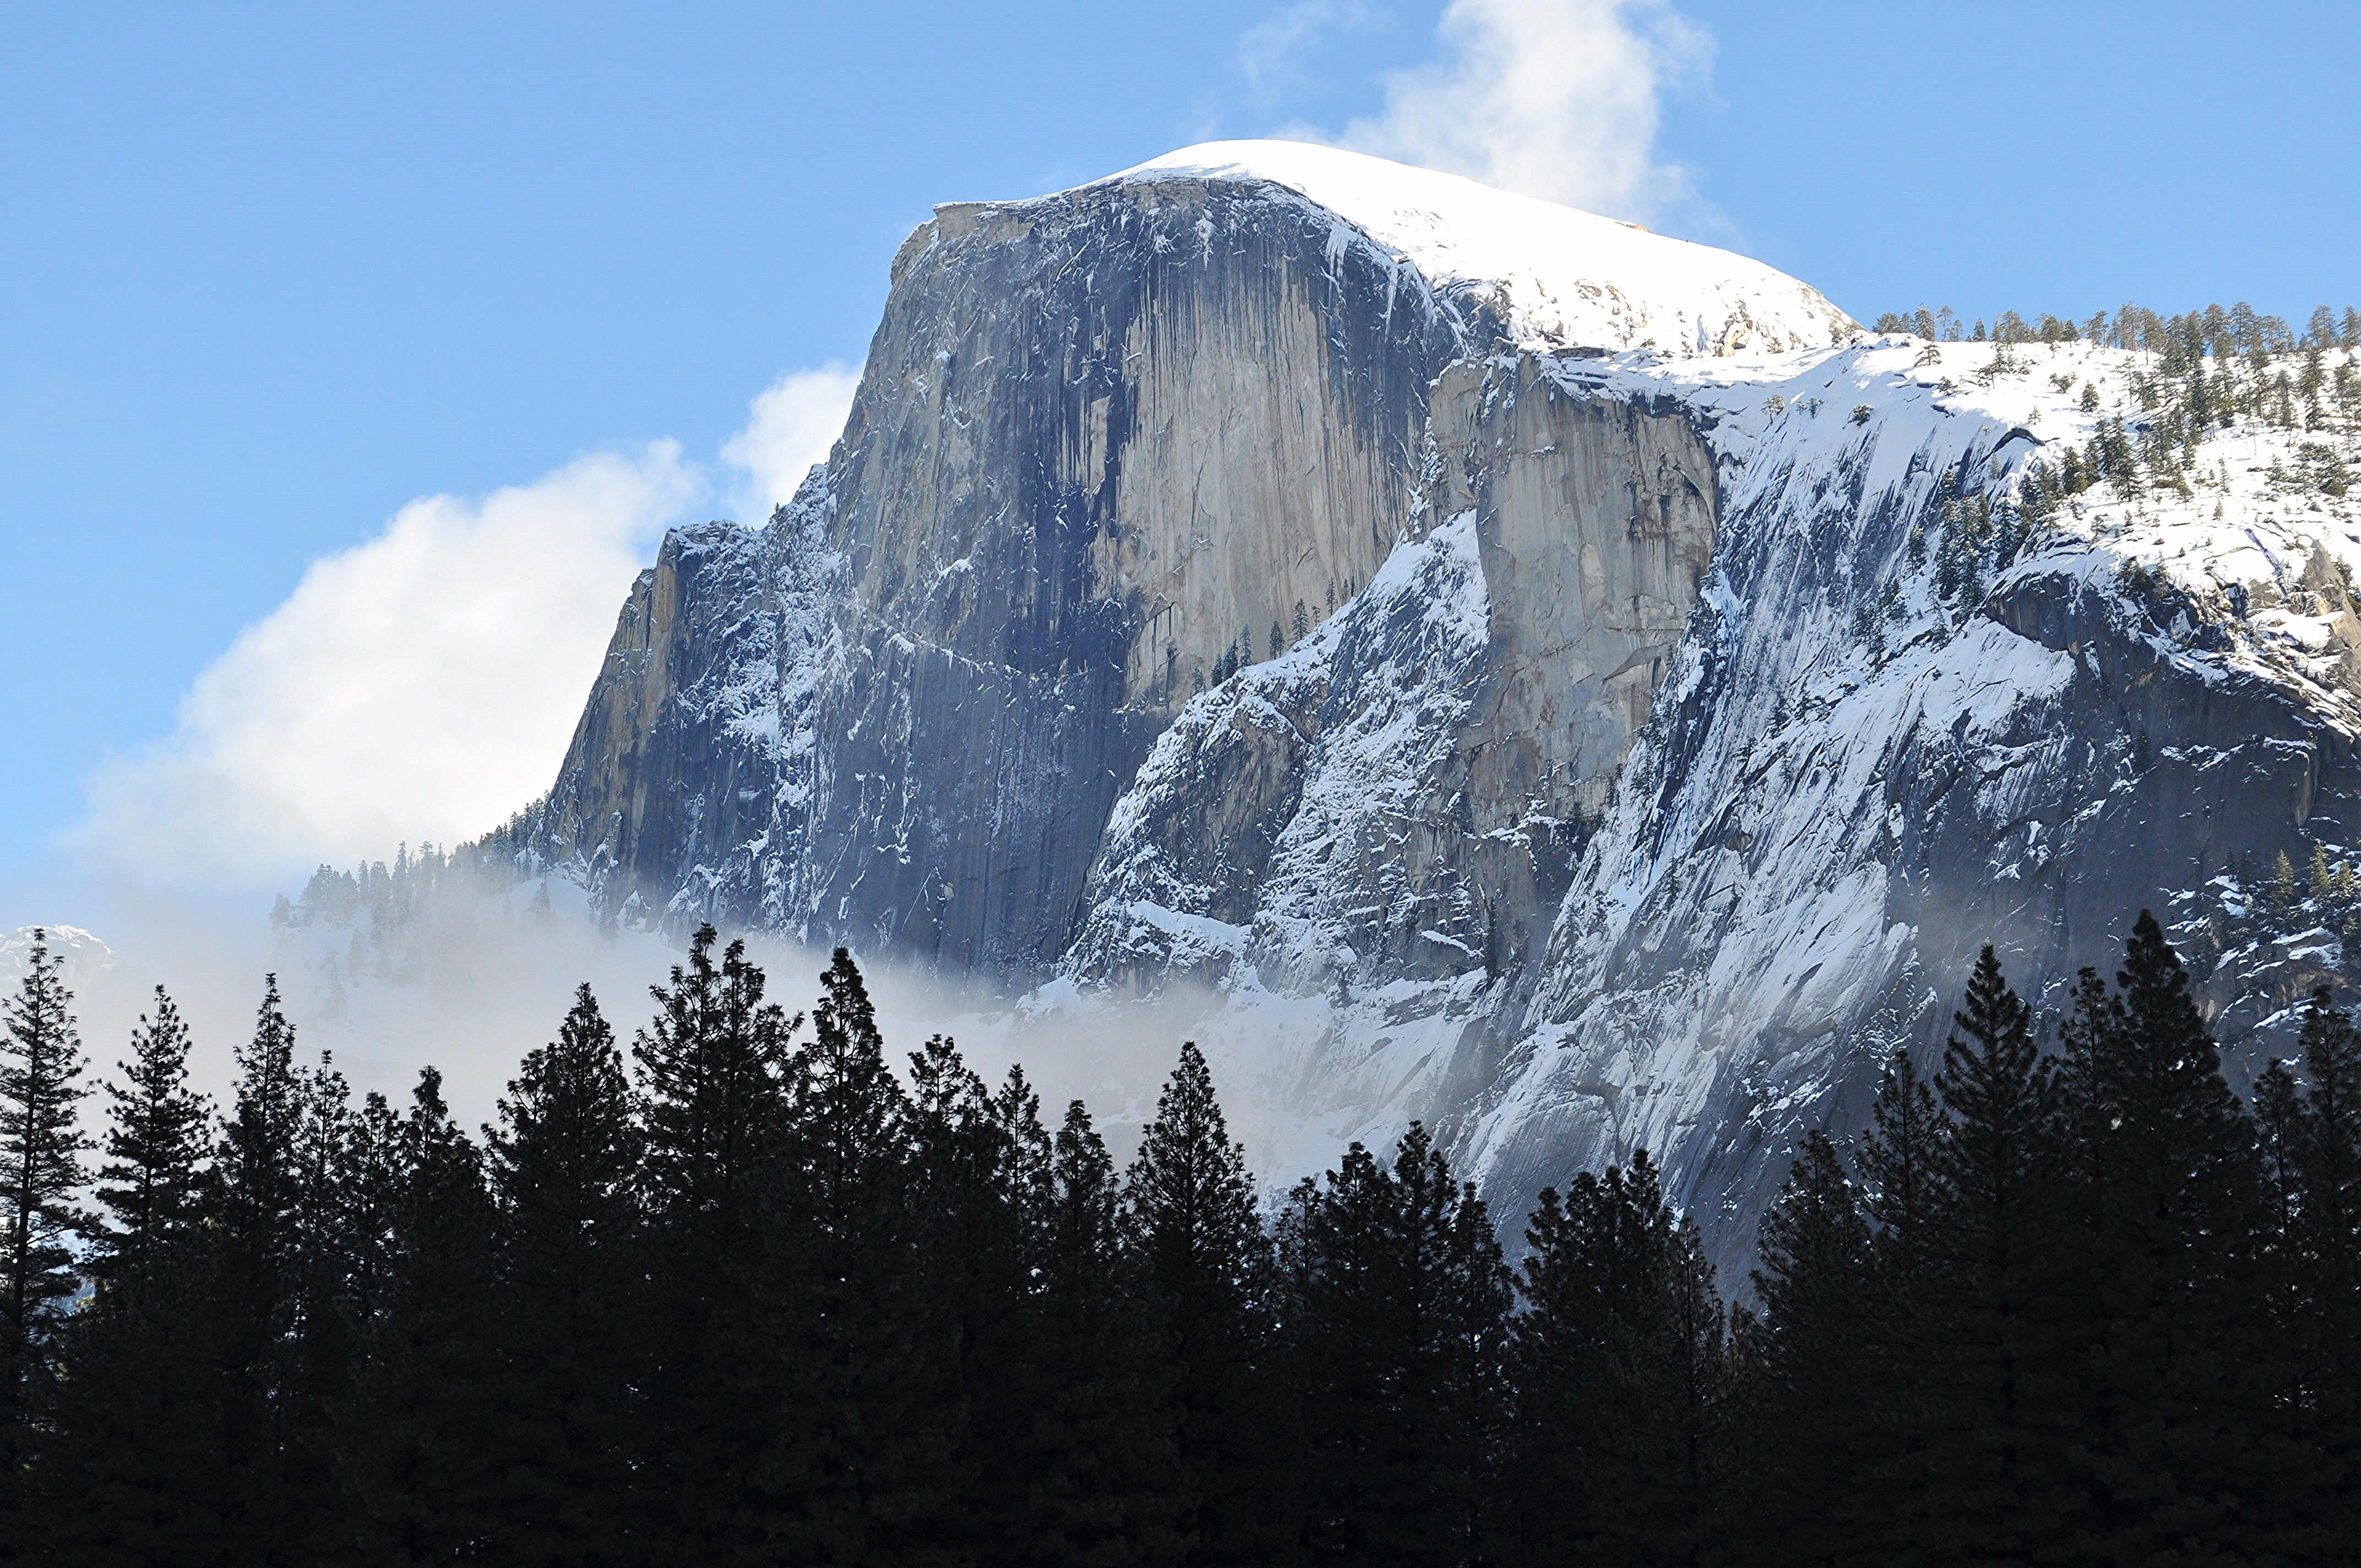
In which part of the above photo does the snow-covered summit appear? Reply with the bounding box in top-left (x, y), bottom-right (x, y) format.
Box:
top-left (1, 924), bottom-right (116, 989)
top-left (1085, 140), bottom-right (1854, 358)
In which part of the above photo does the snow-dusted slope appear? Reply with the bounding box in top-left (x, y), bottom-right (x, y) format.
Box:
top-left (1106, 141), bottom-right (1853, 358)
top-left (1476, 333), bottom-right (2361, 1267)
top-left (1061, 324), bottom-right (2361, 1272)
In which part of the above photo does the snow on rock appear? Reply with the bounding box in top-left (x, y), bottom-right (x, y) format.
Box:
top-left (1451, 332), bottom-right (2361, 1267)
top-left (1062, 322), bottom-right (2361, 1271)
top-left (0, 925), bottom-right (116, 990)
top-left (513, 138), bottom-right (2361, 1268)
top-left (1105, 141), bottom-right (1857, 359)
top-left (1064, 510), bottom-right (1495, 994)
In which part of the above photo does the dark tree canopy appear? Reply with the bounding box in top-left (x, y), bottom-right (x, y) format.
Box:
top-left (10, 912), bottom-right (2360, 1562)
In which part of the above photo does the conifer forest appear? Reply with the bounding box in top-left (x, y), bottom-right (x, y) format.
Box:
top-left (0, 907), bottom-right (2354, 1566)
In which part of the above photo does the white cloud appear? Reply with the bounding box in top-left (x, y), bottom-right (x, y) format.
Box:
top-left (75, 355), bottom-right (867, 889)
top-left (721, 362), bottom-right (862, 522)
top-left (1329, 0), bottom-right (1710, 225)
top-left (80, 444), bottom-right (698, 884)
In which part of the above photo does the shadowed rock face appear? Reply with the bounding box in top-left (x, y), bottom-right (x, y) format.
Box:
top-left (520, 521), bottom-right (787, 923)
top-left (520, 170), bottom-right (1508, 976)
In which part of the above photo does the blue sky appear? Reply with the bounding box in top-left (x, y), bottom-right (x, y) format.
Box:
top-left (7, 1), bottom-right (2359, 918)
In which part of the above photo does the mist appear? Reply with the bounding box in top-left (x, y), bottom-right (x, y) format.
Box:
top-left (7, 859), bottom-right (1360, 1189)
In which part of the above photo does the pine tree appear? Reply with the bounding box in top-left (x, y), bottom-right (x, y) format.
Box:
top-left (777, 945), bottom-right (949, 1564)
top-left (634, 927), bottom-right (792, 1256)
top-left (1009, 1099), bottom-right (1183, 1567)
top-left (2266, 845), bottom-right (2304, 921)
top-left (34, 1223), bottom-right (239, 1564)
top-left (344, 1066), bottom-right (501, 1558)
top-left (1859, 1045), bottom-right (1944, 1291)
top-left (216, 976), bottom-right (302, 1303)
top-left (1296, 1130), bottom-right (1510, 1564)
top-left (1507, 1151), bottom-right (1724, 1566)
top-left (1653, 1211), bottom-right (1732, 1565)
top-left (1743, 1131), bottom-right (1876, 1566)
top-left (1853, 1045), bottom-right (1947, 1557)
top-left (631, 924), bottom-right (799, 1562)
top-left (205, 976), bottom-right (338, 1565)
top-left (1297, 1139), bottom-right (1390, 1559)
top-left (1124, 1042), bottom-right (1286, 1567)
top-left (33, 985), bottom-right (236, 1565)
top-left (1434, 1169), bottom-right (1512, 1565)
top-left (89, 986), bottom-right (210, 1282)
top-left (1504, 1178), bottom-right (1606, 1561)
top-left (2254, 1054), bottom-right (2311, 1405)
top-left (903, 1036), bottom-right (1042, 1559)
top-left (483, 982), bottom-right (642, 1564)
top-left (2249, 1049), bottom-right (2344, 1556)
top-left (1, 930), bottom-right (93, 1518)
top-left (277, 1050), bottom-right (367, 1541)
top-left (1923, 946), bottom-right (2077, 1559)
top-left (2287, 988), bottom-right (2361, 1520)
top-left (2057, 913), bottom-right (2265, 1559)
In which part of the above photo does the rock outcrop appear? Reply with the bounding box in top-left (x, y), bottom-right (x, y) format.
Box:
top-left (506, 140), bottom-right (2361, 1276)
top-left (519, 141), bottom-right (1840, 983)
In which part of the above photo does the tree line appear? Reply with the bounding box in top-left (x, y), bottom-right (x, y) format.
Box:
top-left (2, 911), bottom-right (2357, 1564)
top-left (1872, 301), bottom-right (2361, 359)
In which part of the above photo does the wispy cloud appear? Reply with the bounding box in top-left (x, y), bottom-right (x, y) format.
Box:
top-left (721, 363), bottom-right (863, 523)
top-left (1294, 0), bottom-right (1713, 226)
top-left (79, 445), bottom-right (699, 884)
top-left (1234, 1), bottom-right (1379, 111)
top-left (75, 351), bottom-right (869, 889)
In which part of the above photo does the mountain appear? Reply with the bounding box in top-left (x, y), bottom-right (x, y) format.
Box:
top-left (496, 141), bottom-right (2361, 1273)
top-left (1, 925), bottom-right (117, 993)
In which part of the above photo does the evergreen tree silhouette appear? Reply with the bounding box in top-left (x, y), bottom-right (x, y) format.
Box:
top-left (1, 928), bottom-right (91, 1512)
top-left (32, 978), bottom-right (235, 1564)
top-left (1744, 1130), bottom-right (1876, 1566)
top-left (904, 1034), bottom-right (1037, 1559)
top-left (2293, 989), bottom-right (2361, 1447)
top-left (343, 1067), bottom-right (501, 1558)
top-left (1434, 1163), bottom-right (1512, 1566)
top-left (1854, 1043), bottom-right (1947, 1558)
top-left (1012, 1099), bottom-right (1183, 1566)
top-left (88, 986), bottom-right (209, 1282)
top-left (2258, 988), bottom-right (2361, 1546)
top-left (1924, 946), bottom-right (2077, 1559)
top-left (1124, 1042), bottom-right (1285, 1567)
top-left (779, 946), bottom-right (946, 1563)
top-left (2057, 913), bottom-right (2262, 1560)
top-left (1508, 1150), bottom-right (1725, 1566)
top-left (630, 923), bottom-right (798, 1562)
top-left (483, 982), bottom-right (643, 1564)
top-left (208, 974), bottom-right (324, 1565)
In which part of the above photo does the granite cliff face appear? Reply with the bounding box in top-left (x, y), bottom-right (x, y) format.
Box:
top-left (508, 141), bottom-right (2361, 1272)
top-left (1063, 353), bottom-right (1721, 998)
top-left (520, 142), bottom-right (1838, 983)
